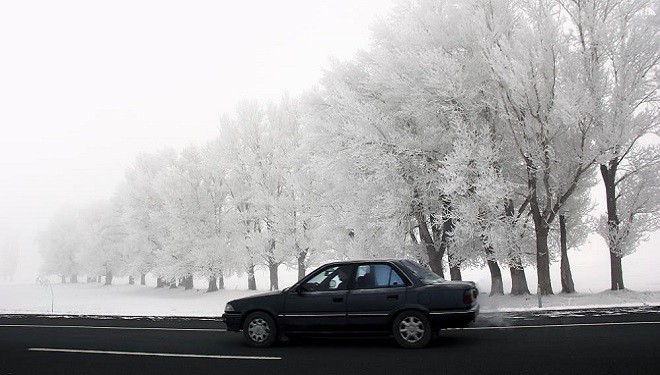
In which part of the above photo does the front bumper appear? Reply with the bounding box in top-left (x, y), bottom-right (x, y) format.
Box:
top-left (221, 313), bottom-right (242, 332)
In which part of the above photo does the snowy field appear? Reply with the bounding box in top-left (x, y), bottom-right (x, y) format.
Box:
top-left (2, 278), bottom-right (659, 317)
top-left (2, 235), bottom-right (659, 316)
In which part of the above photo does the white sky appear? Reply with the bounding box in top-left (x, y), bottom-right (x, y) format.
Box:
top-left (0, 0), bottom-right (396, 279)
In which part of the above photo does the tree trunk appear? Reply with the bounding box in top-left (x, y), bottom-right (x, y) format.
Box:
top-left (86, 276), bottom-right (92, 283)
top-left (70, 274), bottom-right (78, 283)
top-left (128, 276), bottom-right (135, 285)
top-left (435, 201), bottom-right (456, 279)
top-left (610, 251), bottom-right (624, 290)
top-left (527, 157), bottom-right (553, 295)
top-left (504, 199), bottom-right (530, 295)
top-left (268, 262), bottom-right (279, 291)
top-left (156, 277), bottom-right (165, 288)
top-left (169, 278), bottom-right (178, 289)
top-left (218, 270), bottom-right (225, 290)
top-left (601, 164), bottom-right (625, 290)
top-left (559, 215), bottom-right (576, 293)
top-left (447, 248), bottom-right (462, 280)
top-left (416, 213), bottom-right (444, 277)
top-left (207, 276), bottom-right (218, 292)
top-left (183, 275), bottom-right (194, 290)
top-left (509, 256), bottom-right (530, 295)
top-left (297, 248), bottom-right (308, 280)
top-left (97, 276), bottom-right (102, 283)
top-left (449, 265), bottom-right (462, 281)
top-left (534, 225), bottom-right (553, 295)
top-left (486, 260), bottom-right (504, 296)
top-left (483, 244), bottom-right (503, 295)
top-left (247, 264), bottom-right (257, 290)
top-left (104, 271), bottom-right (113, 285)
top-left (141, 274), bottom-right (146, 286)
top-left (60, 276), bottom-right (66, 284)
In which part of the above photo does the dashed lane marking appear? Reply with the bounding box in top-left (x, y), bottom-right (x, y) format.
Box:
top-left (451, 321), bottom-right (660, 330)
top-left (28, 348), bottom-right (281, 360)
top-left (0, 324), bottom-right (225, 332)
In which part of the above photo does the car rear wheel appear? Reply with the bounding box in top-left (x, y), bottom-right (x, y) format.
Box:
top-left (243, 312), bottom-right (277, 348)
top-left (393, 311), bottom-right (432, 348)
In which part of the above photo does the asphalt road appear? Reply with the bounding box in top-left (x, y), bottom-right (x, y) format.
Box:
top-left (1, 306), bottom-right (658, 375)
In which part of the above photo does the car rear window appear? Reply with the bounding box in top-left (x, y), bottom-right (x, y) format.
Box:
top-left (401, 260), bottom-right (444, 284)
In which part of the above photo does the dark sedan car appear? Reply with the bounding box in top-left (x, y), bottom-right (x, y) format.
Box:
top-left (221, 259), bottom-right (479, 348)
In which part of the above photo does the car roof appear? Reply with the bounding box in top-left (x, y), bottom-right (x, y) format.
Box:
top-left (323, 259), bottom-right (406, 266)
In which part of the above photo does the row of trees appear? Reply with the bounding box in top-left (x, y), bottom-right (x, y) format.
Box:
top-left (39, 0), bottom-right (659, 295)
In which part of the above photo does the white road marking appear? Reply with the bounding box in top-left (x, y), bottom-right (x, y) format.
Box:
top-left (450, 321), bottom-right (660, 331)
top-left (28, 348), bottom-right (281, 361)
top-left (0, 324), bottom-right (225, 332)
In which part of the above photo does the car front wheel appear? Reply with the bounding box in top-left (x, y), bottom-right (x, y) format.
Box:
top-left (392, 311), bottom-right (432, 348)
top-left (242, 312), bottom-right (277, 347)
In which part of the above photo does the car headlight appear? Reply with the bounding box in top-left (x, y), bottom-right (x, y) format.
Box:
top-left (224, 303), bottom-right (235, 312)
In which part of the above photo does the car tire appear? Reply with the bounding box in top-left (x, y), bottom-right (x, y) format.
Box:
top-left (243, 311), bottom-right (278, 348)
top-left (392, 310), bottom-right (432, 349)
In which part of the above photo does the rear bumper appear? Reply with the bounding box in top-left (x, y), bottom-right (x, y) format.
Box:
top-left (428, 304), bottom-right (479, 328)
top-left (221, 313), bottom-right (242, 332)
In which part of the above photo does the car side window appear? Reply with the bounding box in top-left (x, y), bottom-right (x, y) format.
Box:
top-left (301, 265), bottom-right (352, 292)
top-left (354, 264), bottom-right (406, 289)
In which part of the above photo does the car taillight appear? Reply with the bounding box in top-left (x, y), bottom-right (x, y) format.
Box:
top-left (463, 289), bottom-right (475, 304)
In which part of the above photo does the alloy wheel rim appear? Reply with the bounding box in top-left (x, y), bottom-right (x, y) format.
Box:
top-left (248, 318), bottom-right (270, 342)
top-left (398, 316), bottom-right (425, 343)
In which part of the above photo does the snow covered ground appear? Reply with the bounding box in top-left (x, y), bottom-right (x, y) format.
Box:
top-left (2, 279), bottom-right (659, 317)
top-left (3, 239), bottom-right (659, 316)
top-left (4, 226), bottom-right (658, 316)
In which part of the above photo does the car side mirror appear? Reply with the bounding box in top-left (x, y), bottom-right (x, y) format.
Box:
top-left (329, 280), bottom-right (337, 288)
top-left (295, 286), bottom-right (303, 295)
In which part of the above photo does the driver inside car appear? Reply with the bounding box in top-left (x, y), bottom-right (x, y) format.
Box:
top-left (335, 267), bottom-right (351, 290)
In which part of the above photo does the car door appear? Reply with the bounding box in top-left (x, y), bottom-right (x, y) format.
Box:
top-left (346, 263), bottom-right (408, 332)
top-left (283, 264), bottom-right (354, 332)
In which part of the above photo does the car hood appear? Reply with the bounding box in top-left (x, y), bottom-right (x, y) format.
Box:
top-left (228, 290), bottom-right (285, 306)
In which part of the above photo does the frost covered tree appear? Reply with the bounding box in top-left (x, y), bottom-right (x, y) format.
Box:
top-left (264, 96), bottom-right (327, 281)
top-left (198, 139), bottom-right (234, 291)
top-left (77, 198), bottom-right (128, 285)
top-left (38, 207), bottom-right (84, 283)
top-left (151, 144), bottom-right (233, 291)
top-left (122, 149), bottom-right (176, 287)
top-left (309, 1), bottom-right (480, 278)
top-left (0, 236), bottom-right (19, 281)
top-left (302, 63), bottom-right (422, 266)
top-left (220, 103), bottom-right (264, 290)
top-left (558, 0), bottom-right (660, 290)
top-left (597, 145), bottom-right (660, 288)
top-left (220, 101), bottom-right (293, 290)
top-left (151, 147), bottom-right (206, 290)
top-left (441, 123), bottom-right (512, 295)
top-left (478, 0), bottom-right (600, 294)
top-left (312, 0), bottom-right (547, 296)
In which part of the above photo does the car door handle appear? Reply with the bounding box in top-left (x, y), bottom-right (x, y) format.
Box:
top-left (387, 295), bottom-right (398, 301)
top-left (332, 297), bottom-right (344, 303)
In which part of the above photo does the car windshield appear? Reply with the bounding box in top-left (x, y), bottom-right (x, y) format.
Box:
top-left (401, 260), bottom-right (444, 284)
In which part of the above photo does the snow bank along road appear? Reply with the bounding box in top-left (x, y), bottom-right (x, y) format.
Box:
top-left (0, 306), bottom-right (658, 375)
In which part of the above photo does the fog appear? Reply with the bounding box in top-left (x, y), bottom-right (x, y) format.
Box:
top-left (0, 0), bottom-right (395, 281)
